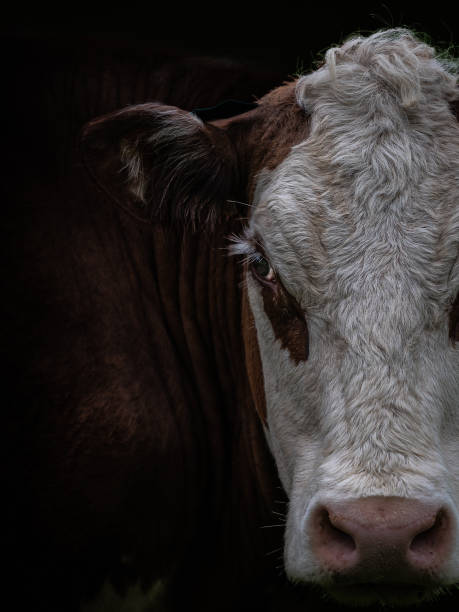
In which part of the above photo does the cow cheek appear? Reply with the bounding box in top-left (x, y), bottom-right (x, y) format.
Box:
top-left (244, 274), bottom-right (315, 492)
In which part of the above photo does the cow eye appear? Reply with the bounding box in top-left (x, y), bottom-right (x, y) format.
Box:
top-left (451, 294), bottom-right (459, 343)
top-left (250, 254), bottom-right (276, 284)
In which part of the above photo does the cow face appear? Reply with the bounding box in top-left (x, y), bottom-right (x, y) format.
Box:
top-left (234, 30), bottom-right (459, 606)
top-left (82, 28), bottom-right (459, 607)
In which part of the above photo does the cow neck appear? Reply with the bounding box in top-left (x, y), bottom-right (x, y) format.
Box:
top-left (148, 220), bottom-right (279, 567)
top-left (150, 220), bottom-right (267, 452)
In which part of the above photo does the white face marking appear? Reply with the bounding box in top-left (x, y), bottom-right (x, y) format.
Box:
top-left (237, 30), bottom-right (459, 596)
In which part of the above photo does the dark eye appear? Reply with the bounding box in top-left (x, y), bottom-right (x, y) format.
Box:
top-left (250, 254), bottom-right (276, 284)
top-left (451, 294), bottom-right (459, 343)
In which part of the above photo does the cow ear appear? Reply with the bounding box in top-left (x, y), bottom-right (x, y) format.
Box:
top-left (80, 103), bottom-right (240, 227)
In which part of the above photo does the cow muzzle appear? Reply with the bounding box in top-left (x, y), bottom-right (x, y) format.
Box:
top-left (304, 496), bottom-right (455, 606)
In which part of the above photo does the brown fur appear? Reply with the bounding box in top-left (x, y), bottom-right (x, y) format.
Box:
top-left (3, 51), bottom-right (290, 612)
top-left (81, 82), bottom-right (312, 441)
top-left (82, 82), bottom-right (311, 231)
top-left (215, 81), bottom-right (310, 200)
top-left (261, 278), bottom-right (309, 365)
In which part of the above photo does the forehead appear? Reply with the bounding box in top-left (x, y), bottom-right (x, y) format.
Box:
top-left (251, 34), bottom-right (459, 298)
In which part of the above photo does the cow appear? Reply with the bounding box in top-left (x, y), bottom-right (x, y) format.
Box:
top-left (3, 29), bottom-right (459, 611)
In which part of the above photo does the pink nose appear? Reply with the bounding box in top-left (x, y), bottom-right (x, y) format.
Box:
top-left (310, 497), bottom-right (451, 581)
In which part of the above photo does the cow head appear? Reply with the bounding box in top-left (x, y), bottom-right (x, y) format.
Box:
top-left (82, 29), bottom-right (459, 607)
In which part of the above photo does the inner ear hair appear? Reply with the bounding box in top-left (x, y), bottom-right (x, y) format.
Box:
top-left (81, 103), bottom-right (241, 229)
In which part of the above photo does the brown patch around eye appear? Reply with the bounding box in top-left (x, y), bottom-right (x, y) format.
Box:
top-left (450, 294), bottom-right (459, 343)
top-left (261, 279), bottom-right (309, 364)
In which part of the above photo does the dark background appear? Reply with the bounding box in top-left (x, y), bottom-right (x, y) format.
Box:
top-left (3, 1), bottom-right (458, 93)
top-left (2, 2), bottom-right (457, 182)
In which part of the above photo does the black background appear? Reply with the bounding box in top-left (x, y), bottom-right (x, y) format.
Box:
top-left (2, 2), bottom-right (457, 181)
top-left (2, 1), bottom-right (458, 88)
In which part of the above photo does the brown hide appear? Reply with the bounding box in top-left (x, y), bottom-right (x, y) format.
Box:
top-left (79, 84), bottom-right (313, 436)
top-left (2, 43), bottom-right (288, 612)
top-left (81, 103), bottom-right (240, 228)
top-left (215, 81), bottom-right (311, 199)
top-left (80, 82), bottom-right (310, 230)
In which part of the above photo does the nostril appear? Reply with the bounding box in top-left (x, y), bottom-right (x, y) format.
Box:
top-left (409, 509), bottom-right (449, 564)
top-left (309, 498), bottom-right (453, 581)
top-left (316, 508), bottom-right (356, 562)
